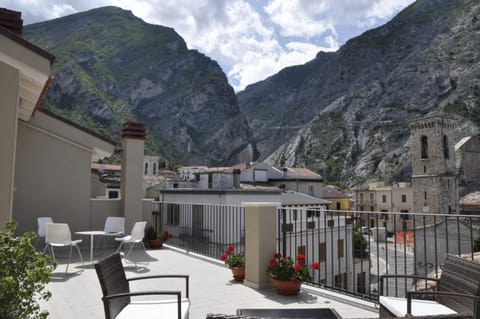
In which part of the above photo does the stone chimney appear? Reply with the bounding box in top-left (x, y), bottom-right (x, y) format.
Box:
top-left (0, 8), bottom-right (23, 36)
top-left (120, 121), bottom-right (146, 232)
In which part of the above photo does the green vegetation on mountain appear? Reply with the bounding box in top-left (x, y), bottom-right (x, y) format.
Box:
top-left (25, 6), bottom-right (256, 165)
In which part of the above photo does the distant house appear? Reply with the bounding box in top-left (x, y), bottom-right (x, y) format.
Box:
top-left (322, 186), bottom-right (351, 211)
top-left (354, 182), bottom-right (413, 231)
top-left (456, 136), bottom-right (480, 189)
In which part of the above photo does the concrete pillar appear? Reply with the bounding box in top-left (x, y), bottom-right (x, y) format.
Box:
top-left (120, 122), bottom-right (146, 232)
top-left (0, 61), bottom-right (19, 230)
top-left (243, 202), bottom-right (280, 289)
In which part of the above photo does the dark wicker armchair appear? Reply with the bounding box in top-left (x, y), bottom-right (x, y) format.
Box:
top-left (379, 255), bottom-right (480, 318)
top-left (94, 253), bottom-right (190, 319)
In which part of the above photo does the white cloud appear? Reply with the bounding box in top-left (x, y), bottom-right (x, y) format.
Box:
top-left (2, 0), bottom-right (414, 91)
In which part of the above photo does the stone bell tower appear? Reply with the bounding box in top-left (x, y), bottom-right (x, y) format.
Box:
top-left (409, 114), bottom-right (458, 217)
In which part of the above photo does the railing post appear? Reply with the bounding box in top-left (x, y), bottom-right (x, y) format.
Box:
top-left (243, 202), bottom-right (280, 289)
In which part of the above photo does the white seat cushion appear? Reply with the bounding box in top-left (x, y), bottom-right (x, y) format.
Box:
top-left (380, 296), bottom-right (457, 317)
top-left (116, 298), bottom-right (190, 319)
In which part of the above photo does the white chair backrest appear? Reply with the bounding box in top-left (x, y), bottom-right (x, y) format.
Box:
top-left (46, 223), bottom-right (72, 245)
top-left (104, 217), bottom-right (125, 234)
top-left (130, 221), bottom-right (146, 241)
top-left (37, 217), bottom-right (53, 238)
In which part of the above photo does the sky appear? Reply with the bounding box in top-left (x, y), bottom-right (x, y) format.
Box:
top-left (3, 0), bottom-right (415, 91)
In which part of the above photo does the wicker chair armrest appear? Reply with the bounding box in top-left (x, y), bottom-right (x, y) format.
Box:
top-left (127, 274), bottom-right (189, 298)
top-left (379, 274), bottom-right (439, 295)
top-left (407, 291), bottom-right (480, 315)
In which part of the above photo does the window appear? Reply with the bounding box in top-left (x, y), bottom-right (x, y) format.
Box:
top-left (319, 242), bottom-right (326, 262)
top-left (421, 136), bottom-right (428, 159)
top-left (369, 193), bottom-right (374, 203)
top-left (153, 163), bottom-right (157, 175)
top-left (337, 239), bottom-right (344, 258)
top-left (443, 135), bottom-right (449, 159)
top-left (167, 203), bottom-right (180, 225)
top-left (336, 202), bottom-right (341, 210)
top-left (402, 194), bottom-right (407, 203)
top-left (360, 193), bottom-right (364, 202)
top-left (424, 192), bottom-right (427, 200)
top-left (382, 195), bottom-right (387, 203)
top-left (307, 210), bottom-right (319, 218)
top-left (144, 162), bottom-right (148, 175)
top-left (308, 185), bottom-right (314, 196)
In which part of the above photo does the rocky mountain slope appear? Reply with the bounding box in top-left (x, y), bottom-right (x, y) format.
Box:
top-left (237, 0), bottom-right (480, 186)
top-left (24, 6), bottom-right (257, 166)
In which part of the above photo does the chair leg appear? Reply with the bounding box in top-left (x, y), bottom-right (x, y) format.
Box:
top-left (75, 244), bottom-right (84, 266)
top-left (66, 246), bottom-right (73, 273)
top-left (116, 242), bottom-right (124, 254)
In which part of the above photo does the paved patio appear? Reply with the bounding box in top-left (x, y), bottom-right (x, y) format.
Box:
top-left (40, 245), bottom-right (379, 319)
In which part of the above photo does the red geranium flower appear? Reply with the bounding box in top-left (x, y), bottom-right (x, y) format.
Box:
top-left (293, 263), bottom-right (303, 271)
top-left (220, 254), bottom-right (228, 261)
top-left (296, 254), bottom-right (305, 262)
top-left (274, 253), bottom-right (282, 259)
top-left (311, 262), bottom-right (320, 270)
top-left (227, 245), bottom-right (235, 252)
top-left (269, 259), bottom-right (278, 268)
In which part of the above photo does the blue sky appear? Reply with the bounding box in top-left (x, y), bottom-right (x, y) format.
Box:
top-left (3, 0), bottom-right (415, 91)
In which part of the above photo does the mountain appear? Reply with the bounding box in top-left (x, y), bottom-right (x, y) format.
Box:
top-left (237, 0), bottom-right (480, 186)
top-left (24, 6), bottom-right (257, 166)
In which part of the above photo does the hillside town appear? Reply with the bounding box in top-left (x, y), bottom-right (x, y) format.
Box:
top-left (2, 2), bottom-right (480, 319)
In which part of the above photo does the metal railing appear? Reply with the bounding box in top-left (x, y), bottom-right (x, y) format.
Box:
top-left (151, 201), bottom-right (245, 259)
top-left (277, 207), bottom-right (480, 301)
top-left (150, 202), bottom-right (480, 302)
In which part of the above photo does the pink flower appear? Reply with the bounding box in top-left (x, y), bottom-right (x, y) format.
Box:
top-left (294, 264), bottom-right (303, 271)
top-left (311, 262), bottom-right (320, 270)
top-left (274, 253), bottom-right (282, 259)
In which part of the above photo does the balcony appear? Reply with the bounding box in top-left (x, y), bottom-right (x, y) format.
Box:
top-left (39, 202), bottom-right (480, 318)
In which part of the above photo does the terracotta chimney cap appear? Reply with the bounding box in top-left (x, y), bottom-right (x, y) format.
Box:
top-left (121, 121), bottom-right (147, 140)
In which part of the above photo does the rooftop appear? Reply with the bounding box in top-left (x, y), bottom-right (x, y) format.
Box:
top-left (41, 246), bottom-right (378, 319)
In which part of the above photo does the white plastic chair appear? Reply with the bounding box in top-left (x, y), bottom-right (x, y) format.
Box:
top-left (43, 223), bottom-right (84, 273)
top-left (36, 217), bottom-right (53, 248)
top-left (95, 217), bottom-right (125, 251)
top-left (103, 217), bottom-right (125, 235)
top-left (115, 221), bottom-right (147, 266)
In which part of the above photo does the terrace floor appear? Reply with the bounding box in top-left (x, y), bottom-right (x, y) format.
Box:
top-left (40, 245), bottom-right (379, 319)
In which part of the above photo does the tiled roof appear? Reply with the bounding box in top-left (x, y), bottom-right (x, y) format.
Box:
top-left (281, 190), bottom-right (331, 206)
top-left (322, 187), bottom-right (348, 198)
top-left (91, 163), bottom-right (121, 171)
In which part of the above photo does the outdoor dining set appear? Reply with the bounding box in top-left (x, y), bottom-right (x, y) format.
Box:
top-left (37, 216), bottom-right (147, 271)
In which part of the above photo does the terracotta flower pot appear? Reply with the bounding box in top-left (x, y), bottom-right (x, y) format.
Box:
top-left (230, 267), bottom-right (245, 281)
top-left (147, 239), bottom-right (163, 249)
top-left (270, 277), bottom-right (302, 295)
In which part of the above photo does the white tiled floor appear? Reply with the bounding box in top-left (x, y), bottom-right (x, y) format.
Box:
top-left (40, 246), bottom-right (379, 319)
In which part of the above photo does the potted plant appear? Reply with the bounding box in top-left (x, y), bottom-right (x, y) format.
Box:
top-left (266, 252), bottom-right (319, 295)
top-left (220, 244), bottom-right (245, 281)
top-left (145, 225), bottom-right (173, 249)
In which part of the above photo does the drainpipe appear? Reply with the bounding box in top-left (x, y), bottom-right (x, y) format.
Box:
top-left (120, 121), bottom-right (146, 232)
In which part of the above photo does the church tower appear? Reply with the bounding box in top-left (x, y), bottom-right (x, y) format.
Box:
top-left (409, 114), bottom-right (458, 216)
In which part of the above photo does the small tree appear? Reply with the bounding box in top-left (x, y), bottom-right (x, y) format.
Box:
top-left (353, 226), bottom-right (369, 259)
top-left (0, 220), bottom-right (56, 319)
